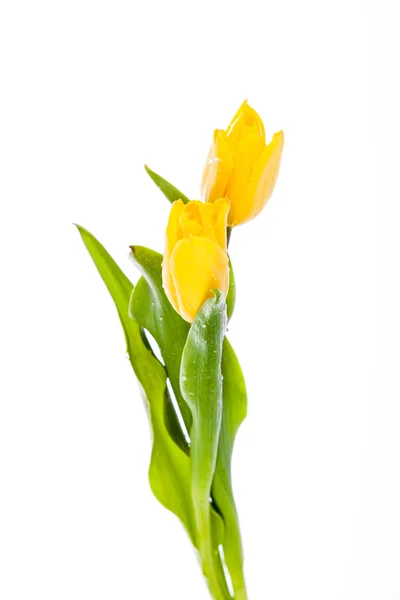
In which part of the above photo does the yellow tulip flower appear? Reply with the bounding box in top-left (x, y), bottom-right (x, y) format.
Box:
top-left (201, 100), bottom-right (284, 227)
top-left (162, 198), bottom-right (230, 323)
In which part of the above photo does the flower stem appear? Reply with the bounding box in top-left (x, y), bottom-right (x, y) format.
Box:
top-left (194, 498), bottom-right (231, 599)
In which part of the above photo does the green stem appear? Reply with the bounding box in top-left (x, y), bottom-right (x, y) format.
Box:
top-left (211, 467), bottom-right (247, 599)
top-left (194, 496), bottom-right (231, 600)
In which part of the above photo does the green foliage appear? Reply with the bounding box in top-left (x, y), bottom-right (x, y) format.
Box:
top-left (213, 339), bottom-right (248, 599)
top-left (128, 247), bottom-right (226, 557)
top-left (128, 246), bottom-right (192, 445)
top-left (77, 220), bottom-right (247, 599)
top-left (76, 225), bottom-right (197, 544)
top-left (144, 164), bottom-right (190, 204)
top-left (181, 291), bottom-right (226, 504)
top-left (181, 291), bottom-right (230, 599)
top-left (128, 244), bottom-right (247, 596)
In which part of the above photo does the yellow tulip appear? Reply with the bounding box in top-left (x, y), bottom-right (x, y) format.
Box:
top-left (201, 100), bottom-right (284, 227)
top-left (162, 198), bottom-right (230, 323)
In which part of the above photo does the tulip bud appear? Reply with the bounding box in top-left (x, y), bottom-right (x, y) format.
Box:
top-left (162, 198), bottom-right (230, 323)
top-left (202, 100), bottom-right (284, 227)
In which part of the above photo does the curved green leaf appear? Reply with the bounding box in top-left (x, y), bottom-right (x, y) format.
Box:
top-left (76, 225), bottom-right (197, 544)
top-left (128, 246), bottom-right (226, 552)
top-left (212, 339), bottom-right (248, 599)
top-left (74, 224), bottom-right (133, 320)
top-left (181, 291), bottom-right (230, 599)
top-left (128, 246), bottom-right (246, 597)
top-left (77, 226), bottom-right (247, 597)
top-left (128, 246), bottom-right (192, 440)
top-left (181, 291), bottom-right (226, 499)
top-left (144, 164), bottom-right (190, 204)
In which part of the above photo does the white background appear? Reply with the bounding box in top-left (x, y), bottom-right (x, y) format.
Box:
top-left (0, 1), bottom-right (398, 598)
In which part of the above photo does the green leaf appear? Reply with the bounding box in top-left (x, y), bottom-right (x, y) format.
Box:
top-left (181, 291), bottom-right (230, 599)
top-left (212, 339), bottom-right (248, 599)
top-left (128, 246), bottom-right (192, 442)
top-left (76, 225), bottom-right (197, 544)
top-left (181, 291), bottom-right (227, 498)
top-left (128, 246), bottom-right (226, 555)
top-left (144, 164), bottom-right (190, 204)
top-left (74, 224), bottom-right (133, 322)
top-left (128, 246), bottom-right (246, 597)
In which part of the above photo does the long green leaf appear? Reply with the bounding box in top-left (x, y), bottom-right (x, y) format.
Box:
top-left (129, 246), bottom-right (247, 597)
top-left (128, 246), bottom-right (192, 441)
top-left (128, 246), bottom-right (225, 549)
top-left (181, 291), bottom-right (230, 599)
top-left (144, 164), bottom-right (190, 204)
top-left (212, 339), bottom-right (248, 599)
top-left (76, 225), bottom-right (197, 544)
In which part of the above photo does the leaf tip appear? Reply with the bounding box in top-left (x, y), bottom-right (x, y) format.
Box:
top-left (211, 288), bottom-right (225, 305)
top-left (74, 223), bottom-right (89, 238)
top-left (129, 245), bottom-right (137, 262)
top-left (144, 164), bottom-right (155, 179)
top-left (129, 245), bottom-right (146, 268)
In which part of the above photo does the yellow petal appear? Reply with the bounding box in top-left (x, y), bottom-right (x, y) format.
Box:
top-left (175, 200), bottom-right (223, 245)
top-left (169, 236), bottom-right (229, 323)
top-left (226, 100), bottom-right (265, 149)
top-left (162, 199), bottom-right (186, 312)
top-left (201, 130), bottom-right (233, 203)
top-left (225, 135), bottom-right (264, 222)
top-left (179, 211), bottom-right (202, 238)
top-left (230, 131), bottom-right (284, 226)
top-left (191, 201), bottom-right (217, 242)
top-left (210, 197), bottom-right (230, 251)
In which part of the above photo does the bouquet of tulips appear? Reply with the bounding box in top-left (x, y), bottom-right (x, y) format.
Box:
top-left (77, 100), bottom-right (284, 599)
